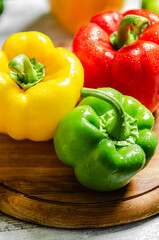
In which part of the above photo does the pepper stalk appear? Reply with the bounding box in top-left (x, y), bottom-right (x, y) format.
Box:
top-left (81, 87), bottom-right (132, 141)
top-left (110, 15), bottom-right (150, 50)
top-left (8, 54), bottom-right (45, 90)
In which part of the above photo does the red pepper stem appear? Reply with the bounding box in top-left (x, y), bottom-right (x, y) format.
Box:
top-left (110, 15), bottom-right (150, 50)
top-left (81, 88), bottom-right (130, 141)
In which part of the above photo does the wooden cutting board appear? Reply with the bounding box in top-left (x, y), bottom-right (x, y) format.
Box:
top-left (0, 108), bottom-right (158, 229)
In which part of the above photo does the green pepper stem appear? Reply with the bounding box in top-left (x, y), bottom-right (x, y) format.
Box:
top-left (81, 88), bottom-right (130, 141)
top-left (9, 54), bottom-right (37, 83)
top-left (8, 54), bottom-right (45, 90)
top-left (110, 15), bottom-right (150, 50)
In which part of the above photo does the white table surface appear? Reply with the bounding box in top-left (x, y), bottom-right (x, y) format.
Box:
top-left (0, 0), bottom-right (158, 239)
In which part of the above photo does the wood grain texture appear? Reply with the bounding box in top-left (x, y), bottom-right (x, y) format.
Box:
top-left (0, 107), bottom-right (158, 229)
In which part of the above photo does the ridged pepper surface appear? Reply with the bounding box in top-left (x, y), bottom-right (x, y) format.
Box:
top-left (73, 9), bottom-right (159, 112)
top-left (54, 88), bottom-right (158, 191)
top-left (0, 32), bottom-right (84, 141)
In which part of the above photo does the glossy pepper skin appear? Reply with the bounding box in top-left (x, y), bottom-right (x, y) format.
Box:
top-left (0, 32), bottom-right (84, 141)
top-left (73, 9), bottom-right (159, 112)
top-left (54, 88), bottom-right (158, 192)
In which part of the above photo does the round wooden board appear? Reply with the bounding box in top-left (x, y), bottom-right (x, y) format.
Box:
top-left (0, 110), bottom-right (158, 229)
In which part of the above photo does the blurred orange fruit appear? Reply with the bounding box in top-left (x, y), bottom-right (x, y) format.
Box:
top-left (49, 0), bottom-right (124, 34)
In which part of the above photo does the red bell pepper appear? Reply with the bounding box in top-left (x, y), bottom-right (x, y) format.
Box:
top-left (73, 9), bottom-right (159, 112)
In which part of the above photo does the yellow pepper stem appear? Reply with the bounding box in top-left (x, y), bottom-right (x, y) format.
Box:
top-left (8, 54), bottom-right (45, 90)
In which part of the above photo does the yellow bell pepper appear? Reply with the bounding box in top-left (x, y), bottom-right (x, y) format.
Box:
top-left (0, 31), bottom-right (84, 141)
top-left (49, 0), bottom-right (124, 34)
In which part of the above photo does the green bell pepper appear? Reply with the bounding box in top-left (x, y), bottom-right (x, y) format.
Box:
top-left (142, 0), bottom-right (159, 14)
top-left (0, 0), bottom-right (4, 15)
top-left (54, 88), bottom-right (158, 192)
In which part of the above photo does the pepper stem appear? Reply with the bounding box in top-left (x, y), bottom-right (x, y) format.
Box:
top-left (9, 54), bottom-right (45, 90)
top-left (110, 15), bottom-right (150, 50)
top-left (81, 88), bottom-right (130, 141)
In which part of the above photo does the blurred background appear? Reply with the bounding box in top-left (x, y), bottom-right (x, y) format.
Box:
top-left (0, 0), bottom-right (156, 47)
